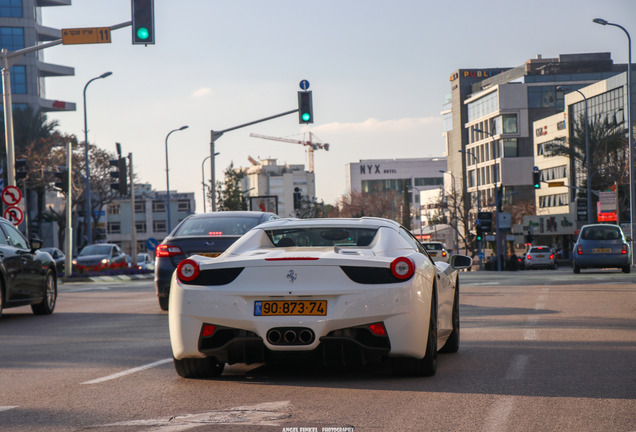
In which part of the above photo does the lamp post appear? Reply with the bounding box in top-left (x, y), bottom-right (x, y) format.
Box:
top-left (83, 71), bottom-right (112, 245)
top-left (593, 18), bottom-right (634, 266)
top-left (458, 149), bottom-right (481, 268)
top-left (201, 155), bottom-right (210, 213)
top-left (440, 170), bottom-right (459, 254)
top-left (165, 125), bottom-right (189, 232)
top-left (557, 86), bottom-right (592, 224)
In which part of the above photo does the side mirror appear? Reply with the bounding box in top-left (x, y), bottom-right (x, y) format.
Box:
top-left (30, 236), bottom-right (43, 251)
top-left (450, 254), bottom-right (472, 270)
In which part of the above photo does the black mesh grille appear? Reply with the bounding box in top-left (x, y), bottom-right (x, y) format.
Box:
top-left (340, 266), bottom-right (404, 284)
top-left (182, 267), bottom-right (244, 285)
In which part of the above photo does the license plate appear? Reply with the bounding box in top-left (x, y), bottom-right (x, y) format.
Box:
top-left (197, 252), bottom-right (221, 258)
top-left (254, 300), bottom-right (327, 316)
top-left (536, 254), bottom-right (545, 258)
top-left (594, 248), bottom-right (611, 254)
top-left (429, 252), bottom-right (437, 256)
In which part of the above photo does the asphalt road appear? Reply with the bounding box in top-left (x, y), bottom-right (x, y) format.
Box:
top-left (0, 269), bottom-right (634, 431)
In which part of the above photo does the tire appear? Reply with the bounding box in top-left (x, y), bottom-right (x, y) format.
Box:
top-left (173, 356), bottom-right (225, 379)
top-left (391, 287), bottom-right (438, 377)
top-left (440, 279), bottom-right (460, 353)
top-left (0, 283), bottom-right (4, 320)
top-left (622, 265), bottom-right (631, 274)
top-left (158, 296), bottom-right (169, 311)
top-left (32, 270), bottom-right (57, 315)
top-left (573, 265), bottom-right (580, 274)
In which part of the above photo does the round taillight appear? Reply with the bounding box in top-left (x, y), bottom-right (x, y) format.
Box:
top-left (390, 257), bottom-right (415, 280)
top-left (177, 259), bottom-right (200, 282)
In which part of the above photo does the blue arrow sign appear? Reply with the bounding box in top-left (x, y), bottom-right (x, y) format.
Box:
top-left (299, 80), bottom-right (310, 90)
top-left (146, 237), bottom-right (159, 252)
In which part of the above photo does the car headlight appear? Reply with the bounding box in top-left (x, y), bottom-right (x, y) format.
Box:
top-left (101, 258), bottom-right (109, 264)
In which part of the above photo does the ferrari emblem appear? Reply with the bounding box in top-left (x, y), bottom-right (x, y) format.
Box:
top-left (286, 269), bottom-right (297, 283)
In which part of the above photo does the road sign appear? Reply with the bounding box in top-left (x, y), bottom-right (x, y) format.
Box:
top-left (299, 80), bottom-right (310, 90)
top-left (548, 181), bottom-right (565, 187)
top-left (4, 206), bottom-right (23, 226)
top-left (62, 27), bottom-right (111, 45)
top-left (1, 185), bottom-right (22, 206)
top-left (146, 238), bottom-right (159, 252)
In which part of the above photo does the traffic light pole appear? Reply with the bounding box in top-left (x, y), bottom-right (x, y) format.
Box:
top-left (209, 108), bottom-right (299, 212)
top-left (64, 139), bottom-right (73, 278)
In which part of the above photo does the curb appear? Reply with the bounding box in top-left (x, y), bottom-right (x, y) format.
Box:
top-left (61, 273), bottom-right (154, 284)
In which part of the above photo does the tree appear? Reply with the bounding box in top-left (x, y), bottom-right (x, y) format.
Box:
top-left (215, 162), bottom-right (246, 211)
top-left (335, 190), bottom-right (400, 220)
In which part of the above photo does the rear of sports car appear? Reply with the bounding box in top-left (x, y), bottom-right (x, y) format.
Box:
top-left (168, 240), bottom-right (435, 377)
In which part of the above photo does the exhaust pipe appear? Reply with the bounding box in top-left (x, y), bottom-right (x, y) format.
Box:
top-left (267, 329), bottom-right (282, 344)
top-left (299, 329), bottom-right (314, 344)
top-left (284, 330), bottom-right (297, 343)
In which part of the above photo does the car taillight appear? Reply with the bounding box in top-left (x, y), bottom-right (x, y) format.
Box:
top-left (368, 322), bottom-right (387, 336)
top-left (577, 245), bottom-right (583, 255)
top-left (622, 244), bottom-right (628, 254)
top-left (201, 324), bottom-right (216, 337)
top-left (156, 244), bottom-right (183, 258)
top-left (441, 251), bottom-right (447, 257)
top-left (177, 259), bottom-right (200, 282)
top-left (550, 254), bottom-right (554, 260)
top-left (526, 255), bottom-right (531, 260)
top-left (390, 257), bottom-right (415, 280)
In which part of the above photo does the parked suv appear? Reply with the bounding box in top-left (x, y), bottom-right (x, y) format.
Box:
top-left (154, 211), bottom-right (279, 310)
top-left (572, 224), bottom-right (631, 273)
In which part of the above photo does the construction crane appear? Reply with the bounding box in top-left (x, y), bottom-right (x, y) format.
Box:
top-left (249, 132), bottom-right (329, 173)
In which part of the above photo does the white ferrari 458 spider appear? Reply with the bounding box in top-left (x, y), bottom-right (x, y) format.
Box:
top-left (168, 217), bottom-right (472, 378)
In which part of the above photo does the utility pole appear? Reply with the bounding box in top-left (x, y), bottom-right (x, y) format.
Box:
top-left (129, 152), bottom-right (137, 268)
top-left (64, 139), bottom-right (73, 278)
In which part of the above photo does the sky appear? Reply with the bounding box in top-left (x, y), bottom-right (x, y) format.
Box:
top-left (40, 0), bottom-right (635, 213)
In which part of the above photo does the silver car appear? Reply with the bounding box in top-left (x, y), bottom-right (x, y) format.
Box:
top-left (420, 241), bottom-right (450, 263)
top-left (572, 224), bottom-right (631, 274)
top-left (524, 245), bottom-right (556, 270)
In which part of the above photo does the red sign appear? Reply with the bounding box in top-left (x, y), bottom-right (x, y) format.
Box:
top-left (4, 206), bottom-right (24, 226)
top-left (1, 186), bottom-right (22, 206)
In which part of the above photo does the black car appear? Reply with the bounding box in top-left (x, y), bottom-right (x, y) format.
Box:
top-left (0, 217), bottom-right (57, 318)
top-left (41, 247), bottom-right (65, 276)
top-left (72, 243), bottom-right (127, 272)
top-left (155, 211), bottom-right (279, 310)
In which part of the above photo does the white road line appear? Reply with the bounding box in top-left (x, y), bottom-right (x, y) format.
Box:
top-left (482, 396), bottom-right (515, 432)
top-left (81, 358), bottom-right (172, 385)
top-left (504, 354), bottom-right (529, 380)
top-left (523, 316), bottom-right (538, 340)
top-left (0, 406), bottom-right (17, 413)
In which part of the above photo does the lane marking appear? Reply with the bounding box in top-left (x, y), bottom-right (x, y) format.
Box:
top-left (81, 358), bottom-right (172, 385)
top-left (482, 396), bottom-right (515, 432)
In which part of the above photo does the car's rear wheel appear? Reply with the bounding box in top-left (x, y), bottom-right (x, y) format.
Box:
top-left (0, 283), bottom-right (4, 319)
top-left (391, 288), bottom-right (438, 377)
top-left (174, 356), bottom-right (225, 378)
top-left (31, 270), bottom-right (56, 315)
top-left (622, 265), bottom-right (631, 274)
top-left (440, 280), bottom-right (460, 354)
top-left (573, 265), bottom-right (581, 274)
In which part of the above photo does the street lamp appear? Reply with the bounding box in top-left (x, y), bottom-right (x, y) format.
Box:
top-left (458, 148), bottom-right (482, 268)
top-left (593, 18), bottom-right (634, 266)
top-left (557, 86), bottom-right (593, 225)
top-left (83, 71), bottom-right (112, 245)
top-left (165, 125), bottom-right (189, 232)
top-left (439, 170), bottom-right (459, 254)
top-left (201, 152), bottom-right (220, 213)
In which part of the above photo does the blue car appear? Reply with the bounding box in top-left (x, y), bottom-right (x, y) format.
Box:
top-left (572, 224), bottom-right (631, 273)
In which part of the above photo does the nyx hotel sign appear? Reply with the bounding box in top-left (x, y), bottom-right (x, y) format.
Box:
top-left (360, 164), bottom-right (397, 175)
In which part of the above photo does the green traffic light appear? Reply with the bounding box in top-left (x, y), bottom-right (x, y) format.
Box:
top-left (136, 27), bottom-right (149, 40)
top-left (301, 112), bottom-right (311, 122)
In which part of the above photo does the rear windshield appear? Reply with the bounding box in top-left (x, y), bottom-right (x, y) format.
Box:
top-left (265, 227), bottom-right (379, 247)
top-left (530, 247), bottom-right (550, 253)
top-left (79, 245), bottom-right (112, 256)
top-left (422, 243), bottom-right (444, 251)
top-left (581, 226), bottom-right (622, 241)
top-left (174, 216), bottom-right (261, 237)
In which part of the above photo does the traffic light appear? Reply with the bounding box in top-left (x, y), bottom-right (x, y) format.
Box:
top-left (476, 227), bottom-right (483, 242)
top-left (110, 158), bottom-right (128, 195)
top-left (131, 0), bottom-right (155, 45)
top-left (15, 158), bottom-right (27, 180)
top-left (532, 170), bottom-right (541, 189)
top-left (298, 91), bottom-right (313, 124)
top-left (54, 169), bottom-right (69, 193)
top-left (477, 211), bottom-right (493, 232)
top-left (293, 187), bottom-right (302, 210)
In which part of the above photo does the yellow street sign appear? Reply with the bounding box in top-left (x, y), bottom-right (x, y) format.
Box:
top-left (548, 181), bottom-right (565, 187)
top-left (62, 27), bottom-right (111, 45)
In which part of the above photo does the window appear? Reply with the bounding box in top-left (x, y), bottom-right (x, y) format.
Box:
top-left (153, 220), bottom-right (167, 232)
top-left (10, 65), bottom-right (25, 94)
top-left (177, 200), bottom-right (191, 212)
top-left (502, 139), bottom-right (518, 157)
top-left (502, 114), bottom-right (517, 134)
top-left (108, 203), bottom-right (121, 215)
top-left (0, 222), bottom-right (27, 248)
top-left (152, 200), bottom-right (165, 212)
top-left (135, 221), bottom-right (147, 233)
top-left (135, 201), bottom-right (146, 213)
top-left (108, 222), bottom-right (121, 234)
top-left (0, 26), bottom-right (24, 50)
top-left (0, 0), bottom-right (22, 17)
